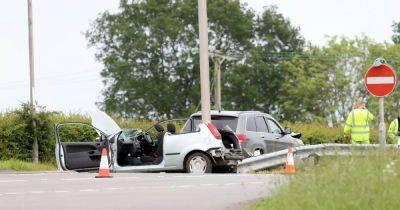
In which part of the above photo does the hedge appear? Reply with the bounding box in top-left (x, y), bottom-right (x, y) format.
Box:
top-left (283, 122), bottom-right (380, 144)
top-left (0, 104), bottom-right (158, 163)
top-left (0, 104), bottom-right (382, 163)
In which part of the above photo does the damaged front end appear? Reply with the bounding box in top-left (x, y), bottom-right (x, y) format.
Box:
top-left (208, 129), bottom-right (244, 170)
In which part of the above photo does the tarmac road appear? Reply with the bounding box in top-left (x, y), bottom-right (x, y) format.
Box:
top-left (0, 172), bottom-right (283, 210)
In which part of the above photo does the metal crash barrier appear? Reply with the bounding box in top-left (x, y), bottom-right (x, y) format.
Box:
top-left (238, 144), bottom-right (399, 173)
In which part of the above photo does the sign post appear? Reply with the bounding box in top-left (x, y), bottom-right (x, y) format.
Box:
top-left (379, 97), bottom-right (385, 147)
top-left (364, 58), bottom-right (397, 147)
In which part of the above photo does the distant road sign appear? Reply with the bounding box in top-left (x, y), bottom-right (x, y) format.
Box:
top-left (364, 64), bottom-right (396, 97)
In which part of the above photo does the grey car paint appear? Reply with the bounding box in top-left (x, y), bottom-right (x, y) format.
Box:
top-left (184, 111), bottom-right (304, 157)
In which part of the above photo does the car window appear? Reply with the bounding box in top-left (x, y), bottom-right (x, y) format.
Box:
top-left (181, 119), bottom-right (193, 133)
top-left (255, 116), bottom-right (268, 132)
top-left (191, 116), bottom-right (238, 131)
top-left (266, 118), bottom-right (282, 134)
top-left (246, 116), bottom-right (257, 132)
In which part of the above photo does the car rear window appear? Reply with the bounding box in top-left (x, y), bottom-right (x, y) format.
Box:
top-left (192, 115), bottom-right (238, 131)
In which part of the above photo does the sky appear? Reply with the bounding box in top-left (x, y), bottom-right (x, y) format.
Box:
top-left (1, 0), bottom-right (399, 113)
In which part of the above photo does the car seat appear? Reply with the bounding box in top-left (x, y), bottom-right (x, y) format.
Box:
top-left (153, 124), bottom-right (164, 164)
top-left (167, 123), bottom-right (176, 134)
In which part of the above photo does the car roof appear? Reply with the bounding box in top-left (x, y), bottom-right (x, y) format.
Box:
top-left (190, 110), bottom-right (272, 118)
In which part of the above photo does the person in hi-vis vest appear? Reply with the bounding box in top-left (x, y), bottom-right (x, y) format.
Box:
top-left (343, 101), bottom-right (375, 144)
top-left (387, 115), bottom-right (400, 144)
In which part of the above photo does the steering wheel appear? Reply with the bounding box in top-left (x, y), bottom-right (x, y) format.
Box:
top-left (143, 132), bottom-right (155, 146)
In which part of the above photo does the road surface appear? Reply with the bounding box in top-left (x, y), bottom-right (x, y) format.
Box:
top-left (0, 172), bottom-right (283, 210)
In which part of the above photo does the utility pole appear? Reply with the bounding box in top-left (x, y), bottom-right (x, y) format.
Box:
top-left (212, 51), bottom-right (240, 111)
top-left (27, 0), bottom-right (38, 163)
top-left (213, 50), bottom-right (224, 111)
top-left (198, 0), bottom-right (211, 123)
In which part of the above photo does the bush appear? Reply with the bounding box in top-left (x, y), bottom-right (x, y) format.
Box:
top-left (283, 122), bottom-right (380, 144)
top-left (0, 103), bottom-right (53, 162)
top-left (0, 104), bottom-right (157, 163)
top-left (0, 112), bottom-right (31, 160)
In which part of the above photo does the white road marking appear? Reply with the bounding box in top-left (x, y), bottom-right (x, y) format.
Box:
top-left (30, 191), bottom-right (46, 194)
top-left (249, 181), bottom-right (264, 185)
top-left (16, 173), bottom-right (46, 176)
top-left (0, 180), bottom-right (27, 183)
top-left (104, 187), bottom-right (121, 191)
top-left (151, 186), bottom-right (170, 189)
top-left (118, 176), bottom-right (140, 180)
top-left (224, 183), bottom-right (240, 186)
top-left (200, 183), bottom-right (219, 187)
top-left (61, 178), bottom-right (93, 181)
top-left (54, 190), bottom-right (69, 193)
top-left (176, 185), bottom-right (194, 188)
top-left (366, 77), bottom-right (395, 84)
top-left (174, 175), bottom-right (204, 178)
top-left (79, 189), bottom-right (98, 192)
top-left (4, 192), bottom-right (23, 195)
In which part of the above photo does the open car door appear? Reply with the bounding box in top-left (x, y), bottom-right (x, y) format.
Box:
top-left (55, 110), bottom-right (122, 171)
top-left (55, 122), bottom-right (107, 171)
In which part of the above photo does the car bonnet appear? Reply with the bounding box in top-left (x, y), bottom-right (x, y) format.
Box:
top-left (89, 110), bottom-right (122, 137)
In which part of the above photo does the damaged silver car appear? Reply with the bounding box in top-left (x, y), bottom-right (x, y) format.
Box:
top-left (55, 110), bottom-right (243, 173)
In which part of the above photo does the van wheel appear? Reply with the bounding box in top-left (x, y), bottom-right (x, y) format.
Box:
top-left (185, 152), bottom-right (212, 174)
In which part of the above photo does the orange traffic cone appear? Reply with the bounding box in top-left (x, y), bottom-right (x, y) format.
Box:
top-left (284, 147), bottom-right (296, 174)
top-left (95, 148), bottom-right (112, 178)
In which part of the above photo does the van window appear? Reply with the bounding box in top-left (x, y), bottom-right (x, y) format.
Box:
top-left (246, 116), bottom-right (257, 132)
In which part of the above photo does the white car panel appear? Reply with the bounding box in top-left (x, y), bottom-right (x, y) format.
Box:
top-left (89, 110), bottom-right (122, 137)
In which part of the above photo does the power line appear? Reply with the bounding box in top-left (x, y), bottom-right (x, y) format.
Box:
top-left (0, 78), bottom-right (102, 92)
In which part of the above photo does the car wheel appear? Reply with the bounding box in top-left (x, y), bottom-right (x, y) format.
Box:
top-left (185, 152), bottom-right (212, 174)
top-left (253, 148), bottom-right (264, 157)
top-left (229, 166), bottom-right (238, 173)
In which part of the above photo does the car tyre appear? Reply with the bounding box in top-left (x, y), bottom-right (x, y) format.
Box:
top-left (228, 165), bottom-right (238, 173)
top-left (185, 152), bottom-right (212, 174)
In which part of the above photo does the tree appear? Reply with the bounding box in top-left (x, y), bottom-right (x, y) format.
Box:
top-left (87, 0), bottom-right (254, 118)
top-left (392, 21), bottom-right (400, 44)
top-left (224, 6), bottom-right (305, 118)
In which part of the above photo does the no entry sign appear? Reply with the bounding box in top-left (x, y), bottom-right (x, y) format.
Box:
top-left (364, 64), bottom-right (397, 97)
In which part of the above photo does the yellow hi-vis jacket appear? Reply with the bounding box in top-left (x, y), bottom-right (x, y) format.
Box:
top-left (343, 109), bottom-right (374, 144)
top-left (388, 118), bottom-right (399, 144)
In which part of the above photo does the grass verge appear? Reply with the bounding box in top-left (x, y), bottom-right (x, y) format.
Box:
top-left (249, 149), bottom-right (400, 210)
top-left (0, 160), bottom-right (56, 171)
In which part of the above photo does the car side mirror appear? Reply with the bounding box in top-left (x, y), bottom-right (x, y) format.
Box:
top-left (284, 127), bottom-right (292, 134)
